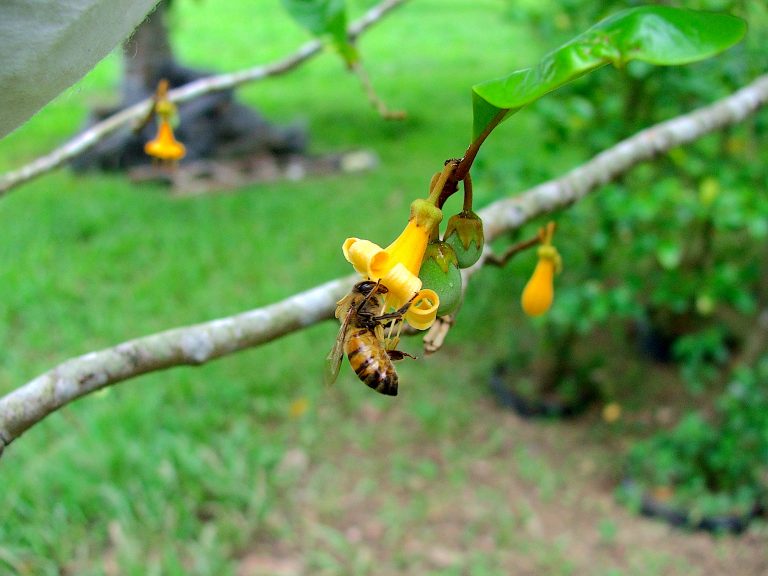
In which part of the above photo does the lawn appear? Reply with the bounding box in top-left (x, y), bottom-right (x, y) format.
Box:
top-left (0, 1), bottom-right (766, 574)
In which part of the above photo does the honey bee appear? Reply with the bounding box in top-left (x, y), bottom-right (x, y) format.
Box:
top-left (325, 280), bottom-right (414, 396)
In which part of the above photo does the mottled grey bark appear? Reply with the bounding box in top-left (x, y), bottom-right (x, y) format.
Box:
top-left (0, 276), bottom-right (355, 455)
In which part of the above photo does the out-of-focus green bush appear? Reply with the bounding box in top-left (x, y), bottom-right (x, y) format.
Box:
top-left (488, 0), bottom-right (768, 517)
top-left (623, 354), bottom-right (768, 518)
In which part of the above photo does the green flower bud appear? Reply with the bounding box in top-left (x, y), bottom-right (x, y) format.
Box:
top-left (444, 210), bottom-right (484, 268)
top-left (418, 241), bottom-right (463, 316)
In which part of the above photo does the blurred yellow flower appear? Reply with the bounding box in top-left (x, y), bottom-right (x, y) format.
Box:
top-left (144, 118), bottom-right (186, 162)
top-left (289, 397), bottom-right (309, 419)
top-left (602, 402), bottom-right (622, 423)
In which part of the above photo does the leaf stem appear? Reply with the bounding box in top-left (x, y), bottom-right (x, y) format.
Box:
top-left (437, 108), bottom-right (508, 207)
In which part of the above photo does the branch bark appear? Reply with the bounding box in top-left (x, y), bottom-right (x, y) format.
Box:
top-left (0, 276), bottom-right (356, 456)
top-left (1, 73), bottom-right (767, 456)
top-left (0, 0), bottom-right (408, 196)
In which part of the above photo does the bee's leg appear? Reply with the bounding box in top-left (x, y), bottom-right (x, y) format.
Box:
top-left (397, 292), bottom-right (419, 315)
top-left (370, 289), bottom-right (419, 323)
top-left (380, 299), bottom-right (414, 345)
top-left (387, 350), bottom-right (416, 361)
top-left (374, 312), bottom-right (400, 322)
top-left (374, 303), bottom-right (411, 323)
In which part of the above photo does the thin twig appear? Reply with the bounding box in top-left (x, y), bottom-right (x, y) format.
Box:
top-left (350, 60), bottom-right (407, 120)
top-left (484, 234), bottom-right (541, 268)
top-left (1, 73), bottom-right (767, 456)
top-left (0, 0), bottom-right (409, 196)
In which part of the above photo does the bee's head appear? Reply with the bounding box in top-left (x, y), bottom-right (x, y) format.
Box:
top-left (354, 280), bottom-right (387, 296)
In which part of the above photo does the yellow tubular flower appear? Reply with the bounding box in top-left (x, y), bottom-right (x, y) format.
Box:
top-left (144, 118), bottom-right (186, 162)
top-left (342, 199), bottom-right (442, 329)
top-left (375, 261), bottom-right (422, 306)
top-left (343, 238), bottom-right (380, 276)
top-left (405, 288), bottom-right (439, 329)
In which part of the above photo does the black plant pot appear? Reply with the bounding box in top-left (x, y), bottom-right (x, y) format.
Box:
top-left (488, 362), bottom-right (598, 419)
top-left (633, 319), bottom-right (677, 363)
top-left (632, 317), bottom-right (741, 365)
top-left (620, 478), bottom-right (765, 535)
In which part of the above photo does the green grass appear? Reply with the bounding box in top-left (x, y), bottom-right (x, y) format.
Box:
top-left (1, 1), bottom-right (765, 575)
top-left (0, 2), bottom-right (545, 574)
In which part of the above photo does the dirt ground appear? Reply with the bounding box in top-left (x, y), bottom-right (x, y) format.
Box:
top-left (234, 371), bottom-right (768, 576)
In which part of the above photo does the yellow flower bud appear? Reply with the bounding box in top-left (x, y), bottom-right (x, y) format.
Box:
top-left (521, 245), bottom-right (560, 317)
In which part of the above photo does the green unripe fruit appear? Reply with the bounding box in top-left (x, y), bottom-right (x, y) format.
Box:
top-left (444, 210), bottom-right (484, 268)
top-left (418, 241), bottom-right (463, 316)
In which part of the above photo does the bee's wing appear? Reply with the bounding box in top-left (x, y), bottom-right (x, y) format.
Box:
top-left (324, 305), bottom-right (354, 386)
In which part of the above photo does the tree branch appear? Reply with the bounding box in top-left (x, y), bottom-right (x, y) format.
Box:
top-left (1, 73), bottom-right (767, 456)
top-left (0, 0), bottom-right (409, 196)
top-left (0, 276), bottom-right (356, 456)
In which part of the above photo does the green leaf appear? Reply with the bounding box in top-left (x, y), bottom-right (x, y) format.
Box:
top-left (281, 0), bottom-right (358, 65)
top-left (471, 6), bottom-right (747, 140)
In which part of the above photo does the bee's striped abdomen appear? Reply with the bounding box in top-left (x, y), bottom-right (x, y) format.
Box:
top-left (345, 328), bottom-right (398, 396)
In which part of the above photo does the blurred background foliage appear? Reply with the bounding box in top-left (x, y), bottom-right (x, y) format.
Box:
top-left (0, 0), bottom-right (766, 574)
top-left (488, 0), bottom-right (768, 523)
